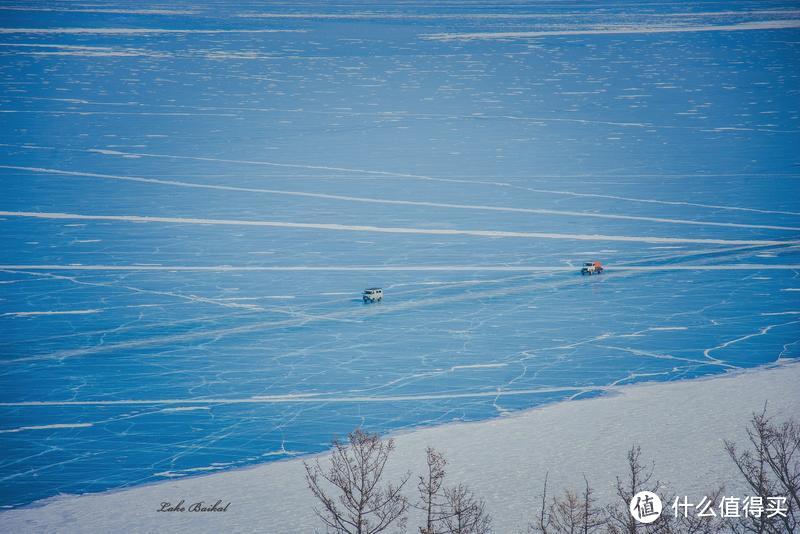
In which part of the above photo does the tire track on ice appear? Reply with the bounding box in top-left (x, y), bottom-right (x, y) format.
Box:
top-left (1, 241), bottom-right (776, 365)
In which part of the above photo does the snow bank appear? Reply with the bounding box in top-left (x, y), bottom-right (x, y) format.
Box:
top-left (2, 362), bottom-right (798, 533)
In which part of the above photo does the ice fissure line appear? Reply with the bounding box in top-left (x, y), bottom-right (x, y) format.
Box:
top-left (2, 165), bottom-right (797, 231)
top-left (2, 145), bottom-right (798, 216)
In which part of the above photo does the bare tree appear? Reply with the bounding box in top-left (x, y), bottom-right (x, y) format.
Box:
top-left (606, 445), bottom-right (671, 534)
top-left (529, 474), bottom-right (603, 534)
top-left (304, 428), bottom-right (410, 534)
top-left (725, 408), bottom-right (799, 534)
top-left (580, 475), bottom-right (605, 534)
top-left (440, 484), bottom-right (492, 534)
top-left (551, 488), bottom-right (583, 533)
top-left (417, 447), bottom-right (447, 534)
top-left (530, 472), bottom-right (553, 534)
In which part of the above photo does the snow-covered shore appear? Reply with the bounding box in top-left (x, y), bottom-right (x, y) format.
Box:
top-left (2, 362), bottom-right (798, 533)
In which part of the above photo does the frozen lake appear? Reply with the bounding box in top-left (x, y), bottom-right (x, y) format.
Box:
top-left (1, 0), bottom-right (799, 508)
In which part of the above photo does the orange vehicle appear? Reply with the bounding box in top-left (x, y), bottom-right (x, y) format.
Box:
top-left (581, 261), bottom-right (604, 275)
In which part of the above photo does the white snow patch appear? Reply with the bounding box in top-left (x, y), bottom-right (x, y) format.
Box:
top-left (0, 6), bottom-right (198, 15)
top-left (423, 20), bottom-right (800, 40)
top-left (0, 210), bottom-right (792, 247)
top-left (0, 423), bottom-right (93, 434)
top-left (0, 28), bottom-right (305, 35)
top-left (449, 363), bottom-right (508, 371)
top-left (2, 309), bottom-right (101, 318)
top-left (0, 364), bottom-right (797, 533)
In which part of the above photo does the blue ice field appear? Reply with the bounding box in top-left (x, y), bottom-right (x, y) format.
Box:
top-left (0, 0), bottom-right (799, 508)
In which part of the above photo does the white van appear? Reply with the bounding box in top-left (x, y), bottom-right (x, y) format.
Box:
top-left (362, 288), bottom-right (383, 303)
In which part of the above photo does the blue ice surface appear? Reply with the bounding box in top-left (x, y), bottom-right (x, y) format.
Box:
top-left (0, 0), bottom-right (799, 508)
